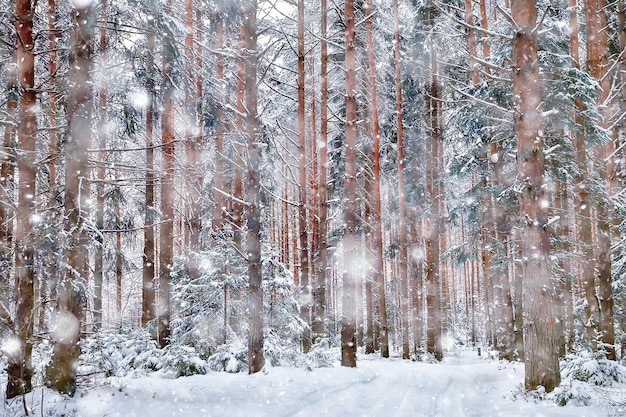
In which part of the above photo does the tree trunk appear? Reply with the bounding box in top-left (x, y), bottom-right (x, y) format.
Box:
top-left (312, 0), bottom-right (329, 345)
top-left (7, 0), bottom-right (37, 399)
top-left (242, 0), bottom-right (265, 374)
top-left (142, 30), bottom-right (156, 330)
top-left (393, 0), bottom-right (410, 360)
top-left (425, 6), bottom-right (443, 360)
top-left (158, 0), bottom-right (175, 348)
top-left (297, 0), bottom-right (311, 353)
top-left (46, 1), bottom-right (93, 396)
top-left (185, 0), bottom-right (202, 252)
top-left (341, 0), bottom-right (357, 368)
top-left (93, 7), bottom-right (106, 332)
top-left (365, 0), bottom-right (389, 358)
top-left (0, 52), bottom-right (16, 310)
top-left (512, 1), bottom-right (560, 392)
top-left (213, 8), bottom-right (225, 234)
top-left (589, 0), bottom-right (616, 361)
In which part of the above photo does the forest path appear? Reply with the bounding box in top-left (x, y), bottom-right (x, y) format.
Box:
top-left (9, 349), bottom-right (606, 417)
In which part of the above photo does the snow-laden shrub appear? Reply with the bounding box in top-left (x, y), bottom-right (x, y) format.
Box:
top-left (80, 330), bottom-right (156, 377)
top-left (304, 338), bottom-right (337, 369)
top-left (561, 352), bottom-right (626, 386)
top-left (171, 249), bottom-right (307, 371)
top-left (79, 329), bottom-right (208, 378)
top-left (552, 380), bottom-right (594, 406)
top-left (171, 249), bottom-right (248, 353)
top-left (550, 351), bottom-right (626, 406)
top-left (207, 344), bottom-right (248, 373)
top-left (264, 330), bottom-right (301, 367)
top-left (151, 344), bottom-right (208, 378)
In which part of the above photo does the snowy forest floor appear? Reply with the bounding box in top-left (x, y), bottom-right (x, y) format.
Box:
top-left (2, 348), bottom-right (625, 417)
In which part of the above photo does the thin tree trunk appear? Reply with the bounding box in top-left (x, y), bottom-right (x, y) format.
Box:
top-left (341, 0), bottom-right (358, 368)
top-left (93, 5), bottom-right (106, 332)
top-left (312, 0), bottom-right (329, 344)
top-left (242, 0), bottom-right (265, 374)
top-left (115, 182), bottom-right (122, 323)
top-left (185, 0), bottom-right (202, 252)
top-left (425, 5), bottom-right (443, 360)
top-left (297, 0), bottom-right (311, 353)
top-left (158, 0), bottom-right (175, 348)
top-left (213, 8), bottom-right (225, 234)
top-left (591, 0), bottom-right (616, 361)
top-left (393, 0), bottom-right (410, 360)
top-left (142, 30), bottom-right (156, 330)
top-left (365, 0), bottom-right (389, 358)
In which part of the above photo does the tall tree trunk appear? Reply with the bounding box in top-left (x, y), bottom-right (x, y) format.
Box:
top-left (297, 0), bottom-right (311, 353)
top-left (242, 0), bottom-right (265, 374)
top-left (185, 0), bottom-right (202, 252)
top-left (512, 0), bottom-right (560, 392)
top-left (587, 0), bottom-right (616, 361)
top-left (142, 31), bottom-right (156, 329)
top-left (341, 0), bottom-right (358, 368)
top-left (425, 4), bottom-right (443, 360)
top-left (46, 1), bottom-right (94, 396)
top-left (115, 182), bottom-right (122, 323)
top-left (365, 0), bottom-right (389, 358)
top-left (312, 0), bottom-right (329, 344)
top-left (213, 7), bottom-right (225, 234)
top-left (566, 0), bottom-right (600, 350)
top-left (7, 0), bottom-right (37, 399)
top-left (93, 5), bottom-right (106, 332)
top-left (0, 53), bottom-right (16, 310)
top-left (42, 0), bottom-right (59, 331)
top-left (394, 0), bottom-right (410, 360)
top-left (158, 0), bottom-right (175, 348)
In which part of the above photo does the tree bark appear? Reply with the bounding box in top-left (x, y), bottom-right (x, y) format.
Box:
top-left (393, 0), bottom-right (410, 360)
top-left (341, 0), bottom-right (358, 368)
top-left (512, 0), bottom-right (560, 392)
top-left (7, 0), bottom-right (37, 399)
top-left (185, 0), bottom-right (202, 251)
top-left (242, 0), bottom-right (265, 374)
top-left (46, 1), bottom-right (94, 396)
top-left (586, 0), bottom-right (616, 361)
top-left (142, 30), bottom-right (156, 330)
top-left (93, 4), bottom-right (106, 332)
top-left (297, 0), bottom-right (311, 353)
top-left (365, 0), bottom-right (389, 358)
top-left (158, 0), bottom-right (175, 348)
top-left (312, 0), bottom-right (329, 345)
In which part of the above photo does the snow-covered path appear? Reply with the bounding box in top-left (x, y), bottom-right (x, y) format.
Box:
top-left (8, 351), bottom-right (609, 417)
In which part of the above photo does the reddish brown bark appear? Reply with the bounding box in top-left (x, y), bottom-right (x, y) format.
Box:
top-left (7, 0), bottom-right (37, 398)
top-left (213, 7), bottom-right (226, 234)
top-left (393, 0), bottom-right (410, 360)
top-left (365, 0), bottom-right (389, 357)
top-left (341, 0), bottom-right (357, 368)
top-left (158, 0), bottom-right (175, 348)
top-left (512, 1), bottom-right (560, 392)
top-left (311, 0), bottom-right (329, 344)
top-left (426, 35), bottom-right (443, 361)
top-left (142, 30), bottom-right (156, 329)
top-left (47, 1), bottom-right (94, 396)
top-left (185, 0), bottom-right (202, 251)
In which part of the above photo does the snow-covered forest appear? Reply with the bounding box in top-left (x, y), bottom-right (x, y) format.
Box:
top-left (1, 0), bottom-right (626, 415)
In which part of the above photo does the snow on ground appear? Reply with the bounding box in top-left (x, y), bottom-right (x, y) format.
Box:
top-left (2, 350), bottom-right (618, 417)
